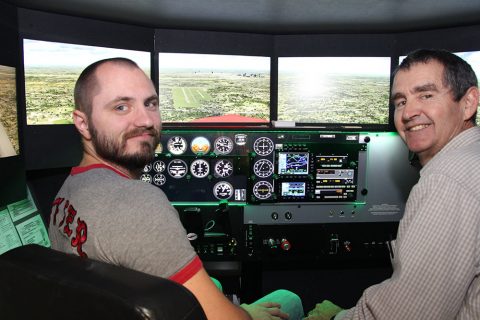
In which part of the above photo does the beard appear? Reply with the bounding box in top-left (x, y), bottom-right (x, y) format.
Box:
top-left (90, 123), bottom-right (160, 172)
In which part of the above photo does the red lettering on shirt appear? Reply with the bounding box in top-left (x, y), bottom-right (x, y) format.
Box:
top-left (51, 198), bottom-right (89, 259)
top-left (63, 204), bottom-right (77, 237)
top-left (71, 217), bottom-right (88, 258)
top-left (51, 198), bottom-right (65, 225)
top-left (58, 199), bottom-right (69, 228)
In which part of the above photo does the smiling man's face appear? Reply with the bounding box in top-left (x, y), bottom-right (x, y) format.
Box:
top-left (392, 60), bottom-right (468, 165)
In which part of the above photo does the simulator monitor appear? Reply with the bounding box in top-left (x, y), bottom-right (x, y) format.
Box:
top-left (158, 53), bottom-right (270, 124)
top-left (23, 39), bottom-right (151, 125)
top-left (277, 57), bottom-right (391, 127)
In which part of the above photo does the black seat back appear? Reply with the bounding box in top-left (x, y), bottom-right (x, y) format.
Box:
top-left (0, 244), bottom-right (207, 320)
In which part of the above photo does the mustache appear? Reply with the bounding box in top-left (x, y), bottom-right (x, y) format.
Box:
top-left (123, 127), bottom-right (159, 140)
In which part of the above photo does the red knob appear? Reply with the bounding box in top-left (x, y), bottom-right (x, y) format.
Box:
top-left (280, 239), bottom-right (291, 251)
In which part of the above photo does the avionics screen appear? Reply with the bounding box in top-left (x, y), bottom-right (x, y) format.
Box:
top-left (278, 152), bottom-right (309, 175)
top-left (23, 39), bottom-right (150, 125)
top-left (278, 57), bottom-right (391, 125)
top-left (0, 65), bottom-right (18, 158)
top-left (281, 182), bottom-right (306, 197)
top-left (158, 53), bottom-right (270, 123)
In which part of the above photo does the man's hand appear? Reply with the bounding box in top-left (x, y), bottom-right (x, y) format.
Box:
top-left (304, 300), bottom-right (343, 320)
top-left (241, 302), bottom-right (290, 320)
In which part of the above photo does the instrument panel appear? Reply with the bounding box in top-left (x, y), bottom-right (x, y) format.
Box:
top-left (141, 130), bottom-right (370, 205)
top-left (140, 129), bottom-right (419, 225)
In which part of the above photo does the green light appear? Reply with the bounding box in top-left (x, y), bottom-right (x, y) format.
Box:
top-left (172, 202), bottom-right (247, 206)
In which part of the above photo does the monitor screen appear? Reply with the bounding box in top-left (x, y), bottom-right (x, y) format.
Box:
top-left (277, 57), bottom-right (391, 125)
top-left (23, 39), bottom-right (151, 125)
top-left (281, 182), bottom-right (306, 197)
top-left (277, 152), bottom-right (309, 175)
top-left (0, 64), bottom-right (18, 158)
top-left (158, 53), bottom-right (270, 123)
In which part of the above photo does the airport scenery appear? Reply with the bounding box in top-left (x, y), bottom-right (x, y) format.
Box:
top-left (158, 53), bottom-right (270, 123)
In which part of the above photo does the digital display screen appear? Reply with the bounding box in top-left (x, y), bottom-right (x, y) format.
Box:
top-left (278, 152), bottom-right (309, 175)
top-left (0, 65), bottom-right (18, 158)
top-left (23, 39), bottom-right (150, 125)
top-left (278, 57), bottom-right (391, 125)
top-left (158, 53), bottom-right (270, 123)
top-left (281, 182), bottom-right (306, 197)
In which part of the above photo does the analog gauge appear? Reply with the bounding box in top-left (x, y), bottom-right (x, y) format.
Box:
top-left (153, 173), bottom-right (166, 186)
top-left (142, 163), bottom-right (152, 173)
top-left (153, 160), bottom-right (166, 173)
top-left (253, 159), bottom-right (274, 178)
top-left (214, 136), bottom-right (234, 155)
top-left (214, 159), bottom-right (234, 178)
top-left (213, 181), bottom-right (234, 200)
top-left (167, 159), bottom-right (188, 179)
top-left (140, 174), bottom-right (152, 183)
top-left (190, 159), bottom-right (210, 178)
top-left (253, 181), bottom-right (273, 200)
top-left (253, 137), bottom-right (274, 156)
top-left (191, 136), bottom-right (211, 155)
top-left (167, 136), bottom-right (187, 155)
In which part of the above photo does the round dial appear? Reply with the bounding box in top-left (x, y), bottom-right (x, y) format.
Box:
top-left (191, 136), bottom-right (211, 155)
top-left (214, 136), bottom-right (234, 155)
top-left (253, 137), bottom-right (274, 156)
top-left (213, 181), bottom-right (234, 200)
top-left (142, 163), bottom-right (152, 173)
top-left (153, 173), bottom-right (166, 186)
top-left (167, 136), bottom-right (187, 155)
top-left (153, 160), bottom-right (166, 173)
top-left (190, 159), bottom-right (210, 178)
top-left (140, 173), bottom-right (152, 183)
top-left (253, 181), bottom-right (273, 200)
top-left (167, 159), bottom-right (188, 178)
top-left (214, 159), bottom-right (234, 178)
top-left (253, 159), bottom-right (274, 178)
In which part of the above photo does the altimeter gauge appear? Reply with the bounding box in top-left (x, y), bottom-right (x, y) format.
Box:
top-left (214, 136), bottom-right (234, 155)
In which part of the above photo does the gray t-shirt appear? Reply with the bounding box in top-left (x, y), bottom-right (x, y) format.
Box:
top-left (48, 164), bottom-right (200, 282)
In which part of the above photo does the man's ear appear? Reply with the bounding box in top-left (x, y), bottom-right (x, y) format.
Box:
top-left (73, 110), bottom-right (92, 140)
top-left (462, 86), bottom-right (479, 121)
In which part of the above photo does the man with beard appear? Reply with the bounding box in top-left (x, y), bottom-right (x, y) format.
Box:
top-left (48, 58), bottom-right (303, 320)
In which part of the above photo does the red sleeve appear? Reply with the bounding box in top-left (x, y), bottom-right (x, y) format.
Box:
top-left (168, 256), bottom-right (203, 284)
